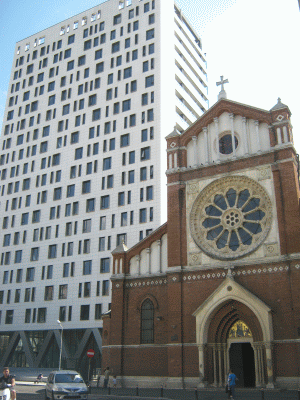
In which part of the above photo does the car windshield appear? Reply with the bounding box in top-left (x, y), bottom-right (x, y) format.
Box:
top-left (54, 374), bottom-right (84, 383)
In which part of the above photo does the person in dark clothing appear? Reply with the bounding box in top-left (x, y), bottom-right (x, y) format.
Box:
top-left (0, 367), bottom-right (16, 400)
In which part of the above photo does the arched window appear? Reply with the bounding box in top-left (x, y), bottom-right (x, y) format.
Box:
top-left (140, 299), bottom-right (154, 344)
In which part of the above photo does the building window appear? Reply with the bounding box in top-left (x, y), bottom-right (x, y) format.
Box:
top-left (139, 208), bottom-right (147, 223)
top-left (120, 133), bottom-right (129, 147)
top-left (86, 198), bottom-right (95, 212)
top-left (67, 184), bottom-right (75, 197)
top-left (145, 75), bottom-right (154, 87)
top-left (146, 28), bottom-right (155, 40)
top-left (101, 195), bottom-right (110, 209)
top-left (30, 247), bottom-right (39, 261)
top-left (37, 308), bottom-right (47, 323)
top-left (102, 280), bottom-right (110, 296)
top-left (59, 284), bottom-right (68, 299)
top-left (25, 268), bottom-right (35, 283)
top-left (59, 306), bottom-right (66, 322)
top-left (44, 285), bottom-right (54, 301)
top-left (83, 219), bottom-right (92, 233)
top-left (48, 245), bottom-right (57, 259)
top-left (83, 260), bottom-right (92, 275)
top-left (141, 299), bottom-right (154, 344)
top-left (95, 304), bottom-right (102, 320)
top-left (141, 146), bottom-right (150, 160)
top-left (80, 305), bottom-right (90, 320)
top-left (100, 258), bottom-right (110, 273)
top-left (5, 310), bottom-right (14, 325)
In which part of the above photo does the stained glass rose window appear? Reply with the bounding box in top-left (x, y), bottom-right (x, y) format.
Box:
top-left (190, 176), bottom-right (273, 260)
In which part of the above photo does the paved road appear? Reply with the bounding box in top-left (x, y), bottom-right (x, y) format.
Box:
top-left (15, 384), bottom-right (300, 400)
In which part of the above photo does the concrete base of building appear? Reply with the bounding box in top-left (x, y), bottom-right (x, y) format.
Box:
top-left (116, 376), bottom-right (210, 389)
top-left (111, 376), bottom-right (300, 390)
top-left (275, 377), bottom-right (300, 389)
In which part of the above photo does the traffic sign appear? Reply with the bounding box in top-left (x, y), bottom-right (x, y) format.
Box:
top-left (87, 349), bottom-right (95, 358)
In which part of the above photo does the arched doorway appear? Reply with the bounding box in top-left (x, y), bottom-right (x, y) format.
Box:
top-left (228, 321), bottom-right (255, 387)
top-left (193, 277), bottom-right (274, 388)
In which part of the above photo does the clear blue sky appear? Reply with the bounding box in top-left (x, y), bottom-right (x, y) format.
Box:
top-left (0, 0), bottom-right (299, 149)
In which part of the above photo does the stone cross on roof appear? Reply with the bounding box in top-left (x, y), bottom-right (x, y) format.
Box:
top-left (216, 75), bottom-right (229, 100)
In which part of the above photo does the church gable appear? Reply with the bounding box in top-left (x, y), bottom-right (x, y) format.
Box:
top-left (186, 111), bottom-right (270, 168)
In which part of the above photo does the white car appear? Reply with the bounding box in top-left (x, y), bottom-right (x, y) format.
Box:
top-left (45, 371), bottom-right (88, 400)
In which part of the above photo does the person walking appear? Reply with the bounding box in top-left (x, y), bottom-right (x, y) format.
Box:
top-left (103, 367), bottom-right (110, 389)
top-left (227, 369), bottom-right (237, 399)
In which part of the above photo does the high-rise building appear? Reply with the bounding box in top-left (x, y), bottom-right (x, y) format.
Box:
top-left (0, 0), bottom-right (208, 373)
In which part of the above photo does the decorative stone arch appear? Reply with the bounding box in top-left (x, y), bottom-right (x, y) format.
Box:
top-left (193, 276), bottom-right (274, 388)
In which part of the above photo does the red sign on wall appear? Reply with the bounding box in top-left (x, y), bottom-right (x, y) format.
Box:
top-left (87, 349), bottom-right (95, 358)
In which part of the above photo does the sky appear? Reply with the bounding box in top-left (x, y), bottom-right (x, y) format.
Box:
top-left (0, 0), bottom-right (299, 149)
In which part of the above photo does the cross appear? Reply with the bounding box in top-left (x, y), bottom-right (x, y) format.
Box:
top-left (216, 76), bottom-right (229, 91)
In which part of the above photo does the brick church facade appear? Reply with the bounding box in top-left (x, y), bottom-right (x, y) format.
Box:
top-left (102, 96), bottom-right (300, 389)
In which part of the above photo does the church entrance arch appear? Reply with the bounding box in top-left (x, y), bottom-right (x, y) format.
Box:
top-left (193, 277), bottom-right (274, 388)
top-left (227, 321), bottom-right (255, 387)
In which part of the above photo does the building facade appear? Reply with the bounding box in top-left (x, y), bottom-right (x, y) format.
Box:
top-left (0, 0), bottom-right (208, 374)
top-left (103, 97), bottom-right (300, 389)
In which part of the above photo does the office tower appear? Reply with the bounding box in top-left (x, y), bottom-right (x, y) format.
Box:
top-left (0, 0), bottom-right (208, 372)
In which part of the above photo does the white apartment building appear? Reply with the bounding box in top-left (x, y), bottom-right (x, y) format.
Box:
top-left (0, 0), bottom-right (208, 375)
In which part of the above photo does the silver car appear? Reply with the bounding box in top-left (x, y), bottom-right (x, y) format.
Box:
top-left (45, 371), bottom-right (88, 400)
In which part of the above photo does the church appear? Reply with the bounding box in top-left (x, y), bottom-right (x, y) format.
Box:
top-left (102, 83), bottom-right (300, 389)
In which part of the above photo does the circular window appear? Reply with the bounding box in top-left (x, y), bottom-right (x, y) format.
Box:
top-left (189, 176), bottom-right (273, 260)
top-left (219, 134), bottom-right (238, 155)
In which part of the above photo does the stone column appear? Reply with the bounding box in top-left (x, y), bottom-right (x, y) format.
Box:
top-left (192, 136), bottom-right (198, 167)
top-left (283, 126), bottom-right (288, 143)
top-left (146, 248), bottom-right (151, 274)
top-left (212, 344), bottom-right (218, 386)
top-left (223, 343), bottom-right (228, 386)
top-left (156, 240), bottom-right (162, 273)
top-left (136, 255), bottom-right (141, 275)
top-left (257, 343), bottom-right (265, 385)
top-left (254, 120), bottom-right (261, 153)
top-left (217, 344), bottom-right (222, 386)
top-left (229, 114), bottom-right (236, 158)
top-left (203, 127), bottom-right (209, 165)
top-left (197, 344), bottom-right (207, 388)
top-left (253, 343), bottom-right (261, 387)
top-left (242, 117), bottom-right (249, 154)
top-left (276, 127), bottom-right (282, 145)
top-left (168, 154), bottom-right (173, 169)
top-left (264, 342), bottom-right (274, 388)
top-left (174, 152), bottom-right (178, 168)
top-left (214, 117), bottom-right (220, 163)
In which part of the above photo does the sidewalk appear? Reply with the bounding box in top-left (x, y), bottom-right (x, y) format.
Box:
top-left (89, 386), bottom-right (298, 400)
top-left (16, 381), bottom-right (46, 386)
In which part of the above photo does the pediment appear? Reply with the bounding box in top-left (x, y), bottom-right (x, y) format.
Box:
top-left (181, 98), bottom-right (272, 147)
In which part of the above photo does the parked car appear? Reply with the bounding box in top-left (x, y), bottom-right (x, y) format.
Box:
top-left (45, 370), bottom-right (88, 400)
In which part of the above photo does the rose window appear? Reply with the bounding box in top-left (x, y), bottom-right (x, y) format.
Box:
top-left (189, 176), bottom-right (273, 260)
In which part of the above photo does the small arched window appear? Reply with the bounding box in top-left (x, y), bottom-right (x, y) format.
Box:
top-left (140, 299), bottom-right (154, 344)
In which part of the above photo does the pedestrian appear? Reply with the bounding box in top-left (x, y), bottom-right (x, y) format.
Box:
top-left (34, 373), bottom-right (43, 384)
top-left (103, 367), bottom-right (110, 388)
top-left (97, 370), bottom-right (101, 388)
top-left (227, 369), bottom-right (237, 400)
top-left (112, 376), bottom-right (117, 388)
top-left (0, 367), bottom-right (16, 400)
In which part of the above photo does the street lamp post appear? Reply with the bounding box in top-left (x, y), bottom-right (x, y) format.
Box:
top-left (57, 320), bottom-right (63, 370)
